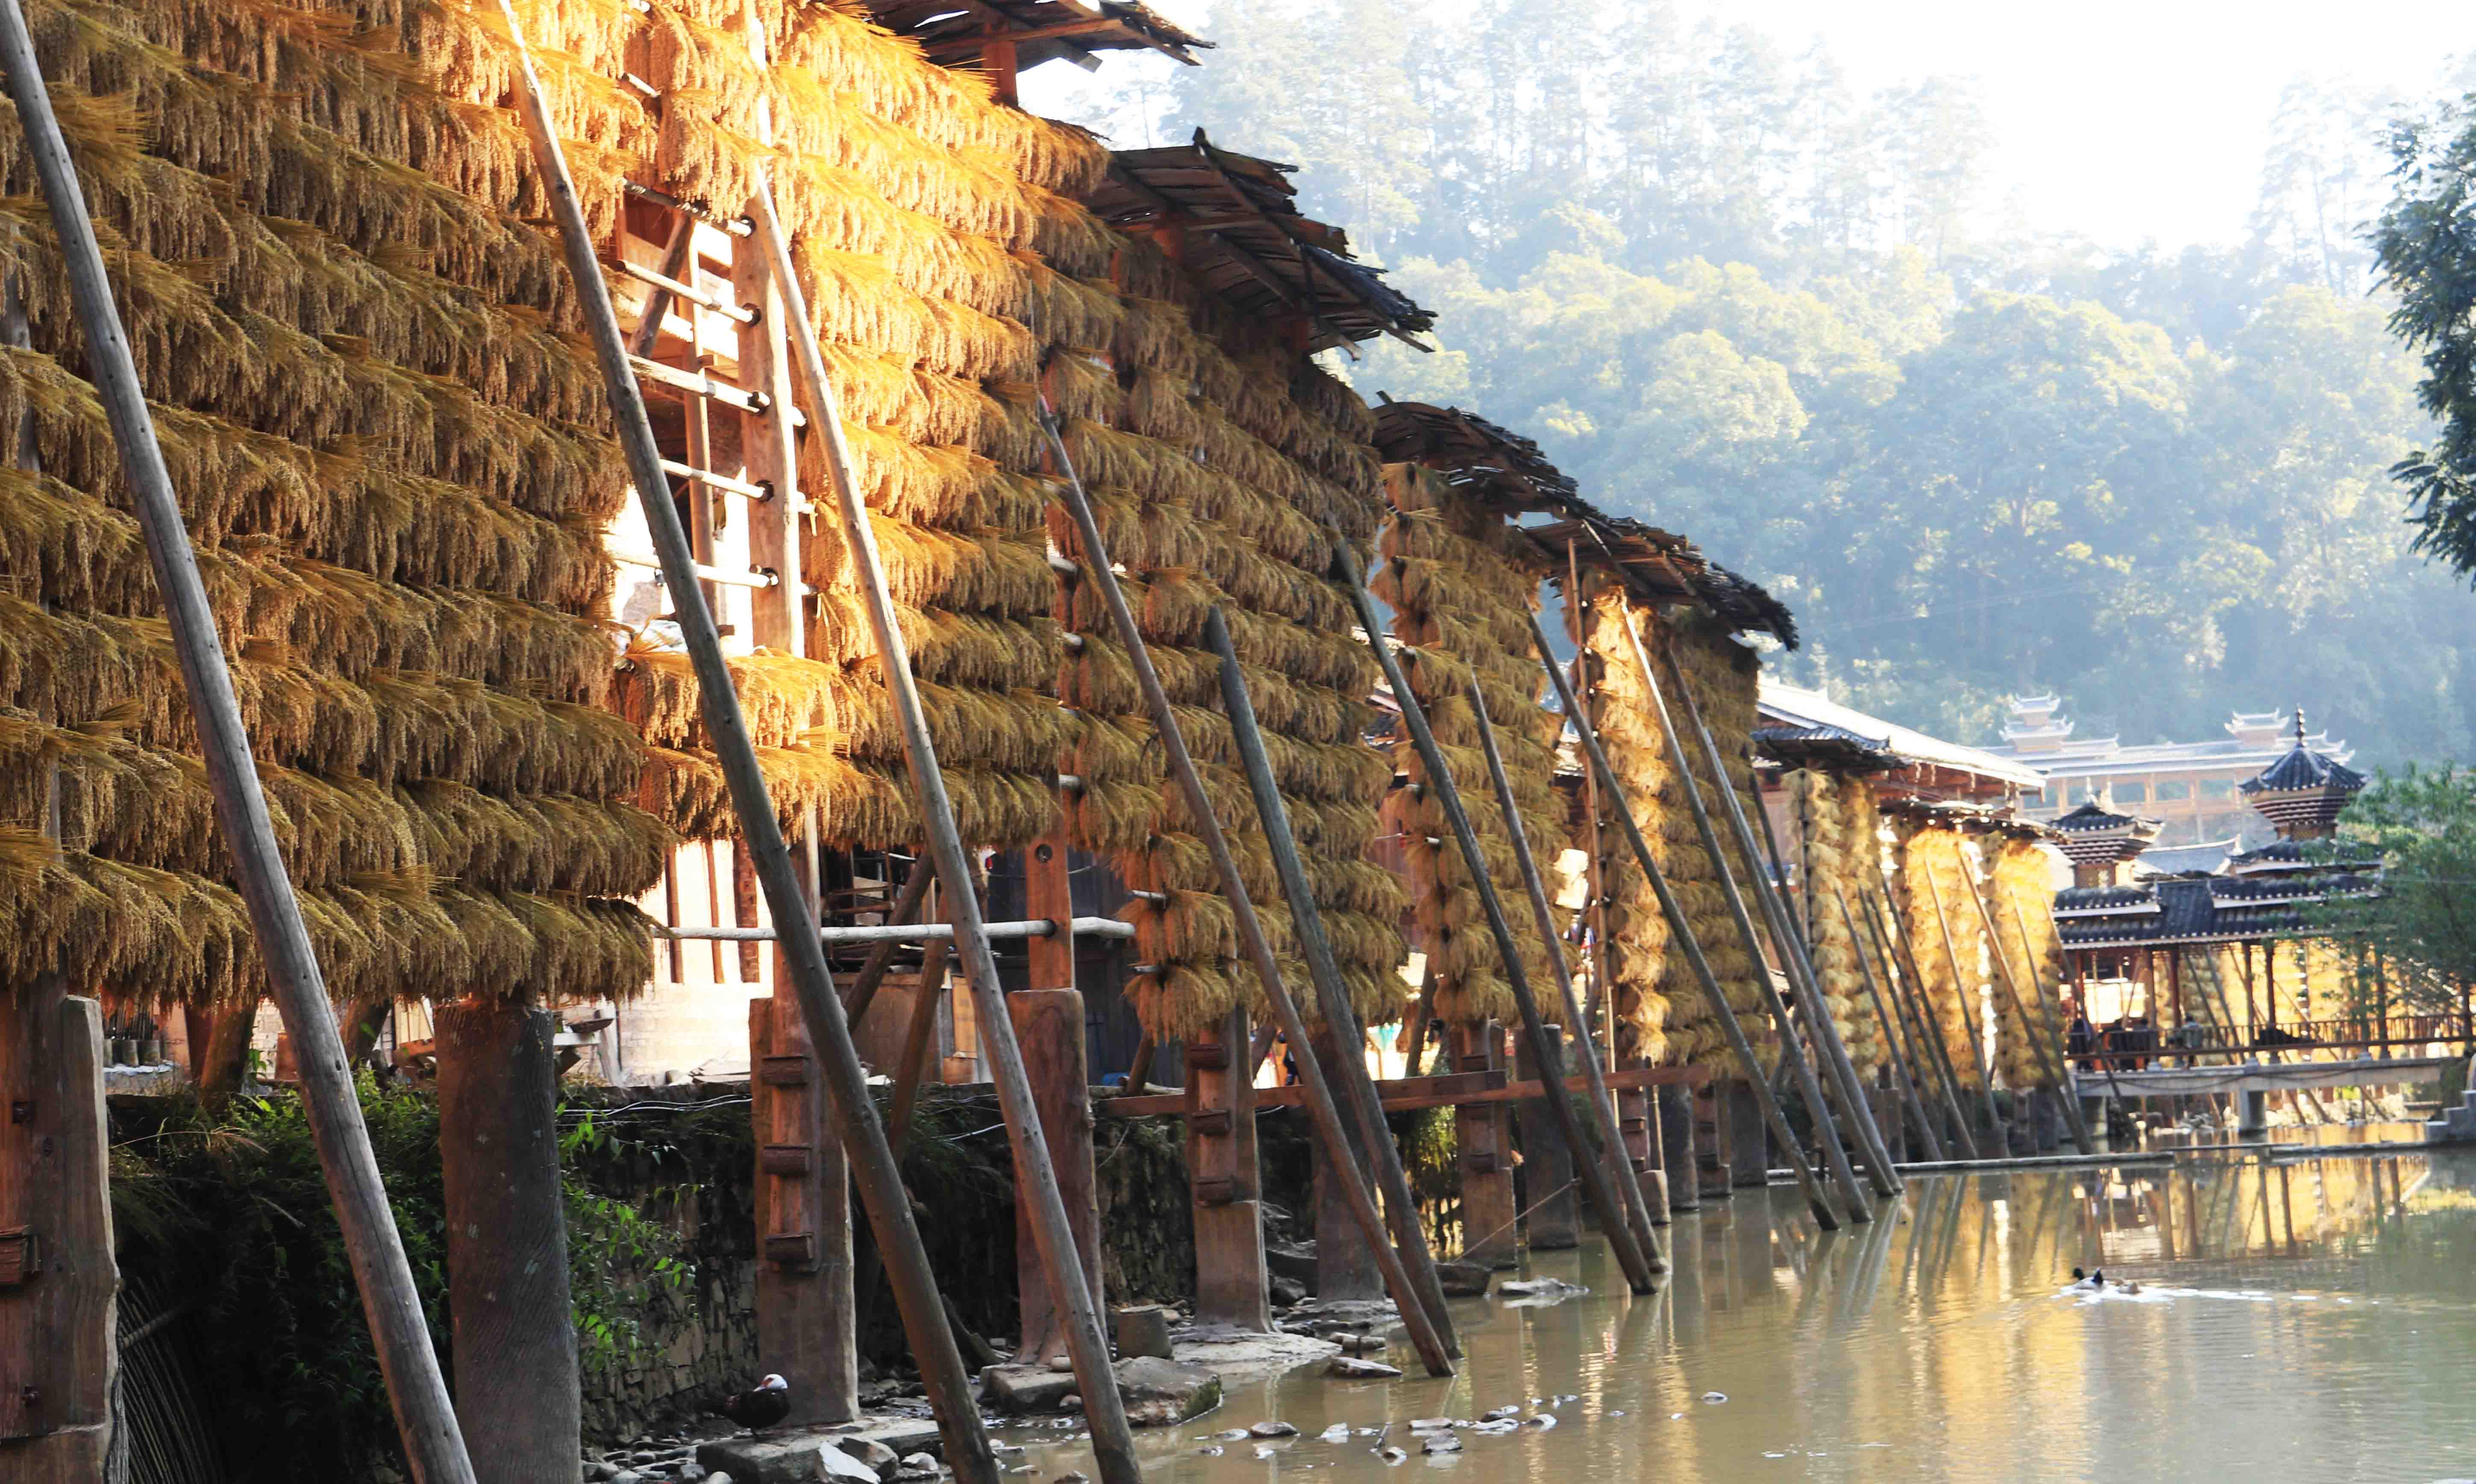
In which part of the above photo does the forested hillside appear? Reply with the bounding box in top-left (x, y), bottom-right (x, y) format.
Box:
top-left (1061, 1), bottom-right (2476, 765)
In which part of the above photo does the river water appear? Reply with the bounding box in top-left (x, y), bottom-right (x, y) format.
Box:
top-left (1001, 1137), bottom-right (2476, 1483)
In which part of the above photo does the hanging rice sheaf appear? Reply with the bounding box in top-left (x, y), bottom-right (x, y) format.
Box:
top-left (1658, 611), bottom-right (1771, 1078)
top-left (0, 0), bottom-right (677, 1010)
top-left (1788, 768), bottom-right (1885, 1072)
top-left (1988, 835), bottom-right (2060, 1089)
top-left (1574, 578), bottom-right (1673, 1066)
top-left (1054, 233), bottom-right (1403, 1044)
top-left (1898, 823), bottom-right (1987, 1088)
top-left (1373, 462), bottom-right (1563, 1028)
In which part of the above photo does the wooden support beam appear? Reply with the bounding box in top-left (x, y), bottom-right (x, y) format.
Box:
top-left (1968, 880), bottom-right (2094, 1156)
top-left (1010, 988), bottom-right (1098, 1366)
top-left (436, 1004), bottom-right (577, 1484)
top-left (1656, 1083), bottom-right (1698, 1212)
top-left (1309, 1028), bottom-right (1384, 1300)
top-left (0, 989), bottom-right (115, 1481)
top-left (1514, 1027), bottom-right (1580, 1250)
top-left (1836, 889), bottom-right (1946, 1164)
top-left (1096, 1063), bottom-right (1707, 1119)
top-left (1185, 1013), bottom-right (1270, 1332)
top-left (1453, 1023), bottom-right (1518, 1267)
top-left (1862, 886), bottom-right (1980, 1159)
top-left (750, 992), bottom-right (858, 1424)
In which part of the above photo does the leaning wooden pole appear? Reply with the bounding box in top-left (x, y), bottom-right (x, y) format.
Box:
top-left (1462, 674), bottom-right (1664, 1257)
top-left (1339, 552), bottom-right (1663, 1290)
top-left (1921, 868), bottom-right (2007, 1140)
top-left (1864, 886), bottom-right (1981, 1159)
top-left (1524, 610), bottom-right (1840, 1231)
top-left (0, 15), bottom-right (477, 1482)
top-left (1032, 405), bottom-right (1456, 1361)
top-left (1966, 877), bottom-right (2094, 1156)
top-left (744, 190), bottom-right (1135, 1481)
top-left (1835, 890), bottom-right (1945, 1162)
top-left (1612, 610), bottom-right (1873, 1222)
top-left (496, 39), bottom-right (1002, 1473)
top-left (1685, 717), bottom-right (1901, 1197)
top-left (1201, 608), bottom-right (1465, 1369)
top-left (2003, 898), bottom-right (2099, 1156)
top-left (840, 863), bottom-right (934, 1030)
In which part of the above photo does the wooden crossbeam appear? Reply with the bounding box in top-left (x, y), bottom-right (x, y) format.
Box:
top-left (1097, 1063), bottom-right (1711, 1120)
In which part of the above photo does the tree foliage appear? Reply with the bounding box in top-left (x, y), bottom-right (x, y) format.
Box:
top-left (2317, 766), bottom-right (2476, 1006)
top-left (2376, 92), bottom-right (2476, 584)
top-left (1056, 1), bottom-right (2473, 762)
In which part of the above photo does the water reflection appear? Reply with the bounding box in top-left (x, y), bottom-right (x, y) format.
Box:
top-left (1000, 1146), bottom-right (2476, 1483)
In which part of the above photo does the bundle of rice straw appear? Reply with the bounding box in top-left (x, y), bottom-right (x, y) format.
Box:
top-left (1573, 577), bottom-right (1673, 1066)
top-left (0, 0), bottom-right (673, 1010)
top-left (1897, 823), bottom-right (1986, 1088)
top-left (1989, 835), bottom-right (2059, 1088)
top-left (1372, 462), bottom-right (1563, 1028)
top-left (1657, 612), bottom-right (1772, 1078)
top-left (1788, 767), bottom-right (1885, 1072)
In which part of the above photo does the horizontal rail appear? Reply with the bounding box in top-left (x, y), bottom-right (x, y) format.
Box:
top-left (612, 256), bottom-right (755, 324)
top-left (623, 179), bottom-right (752, 237)
top-left (660, 916), bottom-right (1135, 943)
top-left (1097, 1062), bottom-right (1710, 1119)
top-left (609, 549), bottom-right (779, 589)
top-left (660, 458), bottom-right (768, 501)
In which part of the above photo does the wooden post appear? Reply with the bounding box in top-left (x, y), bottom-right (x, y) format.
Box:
top-left (1514, 1028), bottom-right (1580, 1250)
top-left (1836, 891), bottom-right (1944, 1163)
top-left (1186, 1012), bottom-right (1269, 1332)
top-left (1309, 1028), bottom-right (1383, 1299)
top-left (1454, 1024), bottom-right (1519, 1267)
top-left (1922, 869), bottom-right (2006, 1139)
top-left (0, 989), bottom-right (116, 1481)
top-left (1524, 609), bottom-right (1838, 1231)
top-left (1611, 609), bottom-right (1872, 1222)
top-left (1657, 1084), bottom-right (1699, 1211)
top-left (1866, 886), bottom-right (1980, 1159)
top-left (750, 990), bottom-right (857, 1424)
top-left (0, 9), bottom-right (473, 1473)
top-left (1010, 987), bottom-right (1098, 1365)
top-left (435, 1003), bottom-right (577, 1484)
top-left (1982, 892), bottom-right (2096, 1157)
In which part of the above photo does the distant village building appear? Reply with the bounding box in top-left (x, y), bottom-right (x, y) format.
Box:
top-left (1991, 695), bottom-right (2355, 854)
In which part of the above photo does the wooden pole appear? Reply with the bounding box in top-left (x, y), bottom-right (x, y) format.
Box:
top-left (0, 10), bottom-right (475, 1477)
top-left (1863, 889), bottom-right (1981, 1160)
top-left (1922, 867), bottom-right (2006, 1139)
top-left (1973, 887), bottom-right (2094, 1156)
top-left (435, 1004), bottom-right (577, 1484)
top-left (495, 39), bottom-right (999, 1470)
top-left (2010, 900), bottom-right (2103, 1151)
top-left (1668, 671), bottom-right (1900, 1196)
top-left (1463, 674), bottom-right (1664, 1257)
top-left (1036, 400), bottom-right (1451, 1355)
top-left (1836, 890), bottom-right (1944, 1162)
top-left (740, 188), bottom-right (1126, 1482)
top-left (884, 933), bottom-right (953, 1159)
top-left (1524, 609), bottom-right (1839, 1230)
top-left (1334, 557), bottom-right (1662, 1290)
top-left (1010, 987), bottom-right (1098, 1366)
top-left (1202, 606), bottom-right (1466, 1369)
top-left (840, 864), bottom-right (934, 1031)
top-left (1609, 610), bottom-right (1873, 1222)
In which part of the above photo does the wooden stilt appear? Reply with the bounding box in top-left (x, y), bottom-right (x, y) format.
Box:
top-left (1524, 609), bottom-right (1839, 1231)
top-left (883, 932), bottom-right (953, 1159)
top-left (1186, 1012), bottom-right (1270, 1333)
top-left (0, 9), bottom-right (473, 1472)
top-left (1836, 890), bottom-right (1945, 1163)
top-left (1922, 870), bottom-right (2006, 1139)
top-left (1010, 988), bottom-right (1098, 1366)
top-left (1453, 1023), bottom-right (1519, 1267)
top-left (436, 1003), bottom-right (578, 1484)
top-left (1657, 1083), bottom-right (1699, 1212)
top-left (2003, 899), bottom-right (2098, 1155)
top-left (0, 987), bottom-right (116, 1482)
top-left (1339, 560), bottom-right (1662, 1290)
top-left (1610, 609), bottom-right (1872, 1222)
top-left (1464, 674), bottom-right (1663, 1258)
top-left (1514, 1026), bottom-right (1580, 1250)
top-left (750, 991), bottom-right (858, 1424)
top-left (1308, 1027), bottom-right (1385, 1300)
top-left (1202, 607), bottom-right (1460, 1369)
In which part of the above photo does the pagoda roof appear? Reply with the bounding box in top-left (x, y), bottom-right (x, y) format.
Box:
top-left (2051, 800), bottom-right (2158, 835)
top-left (2243, 742), bottom-right (2366, 795)
top-left (2053, 869), bottom-right (2379, 950)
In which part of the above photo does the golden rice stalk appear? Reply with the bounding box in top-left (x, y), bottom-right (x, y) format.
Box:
top-left (1899, 823), bottom-right (1987, 1088)
top-left (1990, 836), bottom-right (2062, 1089)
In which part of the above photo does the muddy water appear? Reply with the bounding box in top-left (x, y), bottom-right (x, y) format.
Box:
top-left (999, 1143), bottom-right (2476, 1483)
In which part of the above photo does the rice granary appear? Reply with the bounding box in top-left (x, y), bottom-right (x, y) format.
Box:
top-left (0, 1), bottom-right (2278, 1477)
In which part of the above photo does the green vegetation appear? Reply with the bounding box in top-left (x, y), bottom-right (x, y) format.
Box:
top-left (1082, 3), bottom-right (2476, 761)
top-left (2376, 88), bottom-right (2476, 586)
top-left (2318, 766), bottom-right (2476, 1009)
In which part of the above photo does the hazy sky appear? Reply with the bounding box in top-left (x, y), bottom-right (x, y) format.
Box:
top-left (1025, 0), bottom-right (2472, 252)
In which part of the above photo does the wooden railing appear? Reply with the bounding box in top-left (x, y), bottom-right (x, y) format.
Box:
top-left (2070, 1013), bottom-right (2474, 1070)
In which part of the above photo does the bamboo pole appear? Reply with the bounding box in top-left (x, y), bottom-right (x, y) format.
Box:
top-left (1835, 890), bottom-right (1944, 1162)
top-left (743, 189), bottom-right (1130, 1481)
top-left (1036, 404), bottom-right (1454, 1362)
top-left (1967, 875), bottom-right (2093, 1156)
top-left (1523, 609), bottom-right (1840, 1230)
top-left (0, 12), bottom-right (477, 1481)
top-left (2007, 898), bottom-right (2101, 1153)
top-left (1863, 889), bottom-right (1981, 1160)
top-left (1668, 677), bottom-right (1901, 1197)
top-left (1610, 609), bottom-right (1873, 1222)
top-left (1331, 553), bottom-right (1660, 1291)
top-left (884, 933), bottom-right (953, 1160)
top-left (1201, 608), bottom-right (1462, 1372)
top-left (495, 44), bottom-right (1002, 1471)
top-left (1921, 867), bottom-right (2007, 1139)
top-left (1463, 674), bottom-right (1664, 1258)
